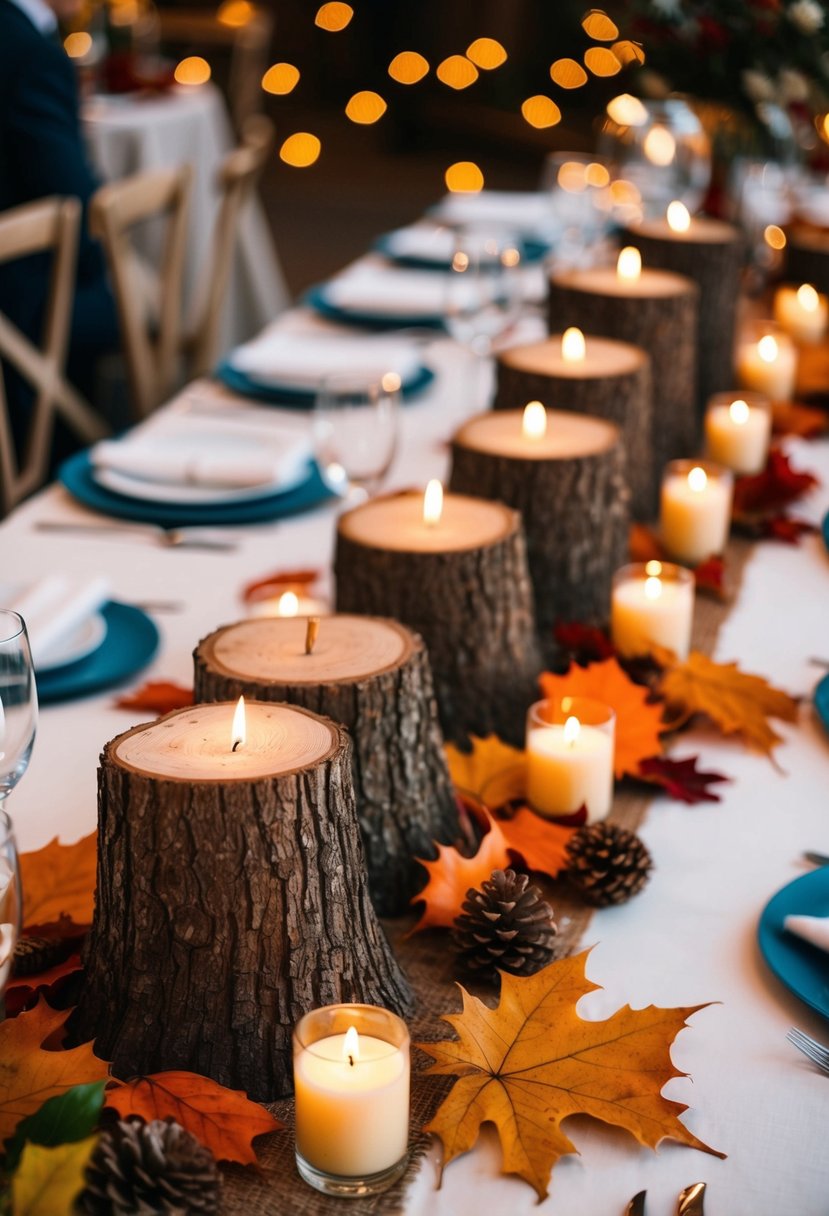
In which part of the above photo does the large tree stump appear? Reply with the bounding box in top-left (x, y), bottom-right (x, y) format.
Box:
top-left (193, 615), bottom-right (459, 916)
top-left (449, 409), bottom-right (629, 661)
top-left (494, 334), bottom-right (654, 518)
top-left (622, 216), bottom-right (743, 416)
top-left (334, 490), bottom-right (541, 747)
top-left (548, 265), bottom-right (699, 476)
top-left (74, 702), bottom-right (412, 1100)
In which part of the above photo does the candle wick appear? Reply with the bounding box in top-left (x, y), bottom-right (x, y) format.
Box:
top-left (348, 1053), bottom-right (355, 1067)
top-left (305, 616), bottom-right (321, 656)
top-left (232, 739), bottom-right (242, 753)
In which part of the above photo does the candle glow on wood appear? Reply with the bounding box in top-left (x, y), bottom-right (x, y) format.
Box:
top-left (231, 696), bottom-right (246, 752)
top-left (617, 246), bottom-right (642, 281)
top-left (667, 200), bottom-right (691, 232)
top-left (423, 479), bottom-right (443, 526)
top-left (561, 326), bottom-right (586, 362)
top-left (521, 400), bottom-right (548, 440)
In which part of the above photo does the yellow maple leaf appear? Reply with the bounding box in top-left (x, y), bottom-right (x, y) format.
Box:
top-left (19, 833), bottom-right (97, 930)
top-left (420, 950), bottom-right (724, 1200)
top-left (444, 735), bottom-right (526, 809)
top-left (540, 658), bottom-right (666, 778)
top-left (658, 651), bottom-right (798, 753)
top-left (11, 1136), bottom-right (98, 1215)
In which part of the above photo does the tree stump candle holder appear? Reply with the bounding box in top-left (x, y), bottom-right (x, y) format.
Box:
top-left (785, 228), bottom-right (829, 297)
top-left (334, 490), bottom-right (541, 748)
top-left (449, 408), bottom-right (629, 660)
top-left (494, 333), bottom-right (654, 518)
top-left (74, 701), bottom-right (412, 1101)
top-left (193, 614), bottom-right (458, 916)
top-left (548, 263), bottom-right (699, 479)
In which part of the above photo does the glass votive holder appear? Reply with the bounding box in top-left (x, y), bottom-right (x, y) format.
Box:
top-left (735, 319), bottom-right (797, 401)
top-left (293, 1003), bottom-right (410, 1198)
top-left (611, 561), bottom-right (695, 661)
top-left (660, 459), bottom-right (733, 567)
top-left (525, 697), bottom-right (615, 823)
top-left (704, 390), bottom-right (771, 476)
top-left (773, 282), bottom-right (828, 345)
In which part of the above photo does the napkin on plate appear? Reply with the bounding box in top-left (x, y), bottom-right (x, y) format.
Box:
top-left (434, 190), bottom-right (555, 235)
top-left (324, 262), bottom-right (483, 317)
top-left (9, 576), bottom-right (110, 666)
top-left (228, 328), bottom-right (422, 389)
top-left (785, 914), bottom-right (829, 953)
top-left (92, 430), bottom-right (308, 491)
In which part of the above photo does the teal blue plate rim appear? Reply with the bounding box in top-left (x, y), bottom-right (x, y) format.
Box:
top-left (822, 509), bottom-right (829, 556)
top-left (758, 867), bottom-right (829, 1021)
top-left (372, 231), bottom-right (550, 269)
top-left (214, 361), bottom-right (435, 405)
top-left (304, 284), bottom-right (445, 331)
top-left (36, 601), bottom-right (159, 704)
top-left (815, 673), bottom-right (829, 737)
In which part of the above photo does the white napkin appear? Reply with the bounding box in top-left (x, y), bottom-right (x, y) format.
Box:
top-left (434, 190), bottom-right (554, 234)
top-left (92, 435), bottom-right (306, 490)
top-left (382, 224), bottom-right (460, 264)
top-left (324, 262), bottom-right (479, 316)
top-left (228, 328), bottom-right (421, 389)
top-left (785, 914), bottom-right (829, 953)
top-left (10, 576), bottom-right (110, 666)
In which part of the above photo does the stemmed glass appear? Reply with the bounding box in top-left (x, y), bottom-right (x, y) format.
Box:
top-left (0, 813), bottom-right (21, 1003)
top-left (313, 373), bottom-right (401, 503)
top-left (0, 610), bottom-right (37, 810)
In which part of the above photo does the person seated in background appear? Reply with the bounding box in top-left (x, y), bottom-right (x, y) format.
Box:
top-left (0, 0), bottom-right (119, 459)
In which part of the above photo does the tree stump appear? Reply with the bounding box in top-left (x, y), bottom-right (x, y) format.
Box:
top-left (494, 334), bottom-right (654, 518)
top-left (786, 228), bottom-right (829, 297)
top-left (334, 490), bottom-right (541, 747)
top-left (73, 702), bottom-right (412, 1100)
top-left (193, 615), bottom-right (459, 917)
top-left (548, 265), bottom-right (699, 477)
top-left (449, 409), bottom-right (629, 661)
top-left (622, 217), bottom-right (743, 416)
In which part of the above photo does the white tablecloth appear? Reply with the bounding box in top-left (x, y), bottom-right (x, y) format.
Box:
top-left (3, 309), bottom-right (829, 1214)
top-left (83, 83), bottom-right (289, 356)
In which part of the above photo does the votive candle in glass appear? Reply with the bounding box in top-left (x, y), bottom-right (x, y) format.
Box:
top-left (525, 697), bottom-right (615, 823)
top-left (773, 282), bottom-right (828, 345)
top-left (611, 561), bottom-right (694, 660)
top-left (704, 390), bottom-right (771, 475)
top-left (736, 321), bottom-right (797, 401)
top-left (660, 459), bottom-right (733, 567)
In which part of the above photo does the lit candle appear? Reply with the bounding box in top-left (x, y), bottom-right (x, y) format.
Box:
top-left (704, 391), bottom-right (771, 475)
top-left (522, 400), bottom-right (547, 439)
top-left (642, 124), bottom-right (676, 167)
top-left (561, 326), bottom-right (586, 362)
top-left (773, 282), bottom-right (828, 345)
top-left (248, 589), bottom-right (330, 620)
top-left (423, 479), bottom-right (443, 527)
top-left (660, 460), bottom-right (733, 567)
top-left (736, 323), bottom-right (797, 400)
top-left (231, 695), bottom-right (245, 752)
top-left (293, 1004), bottom-right (410, 1193)
top-left (666, 199), bottom-right (691, 232)
top-left (611, 561), bottom-right (694, 660)
top-left (617, 245), bottom-right (642, 282)
top-left (525, 697), bottom-right (614, 822)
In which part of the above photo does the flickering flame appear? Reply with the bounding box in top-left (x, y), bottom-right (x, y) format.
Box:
top-left (667, 200), bottom-right (691, 233)
top-left (522, 401), bottom-right (547, 440)
top-left (643, 125), bottom-right (676, 166)
top-left (561, 326), bottom-right (586, 362)
top-left (563, 716), bottom-right (580, 746)
top-left (687, 466), bottom-right (708, 493)
top-left (644, 560), bottom-right (662, 577)
top-left (729, 399), bottom-right (750, 425)
top-left (343, 1025), bottom-right (360, 1066)
top-left (278, 591), bottom-right (299, 617)
top-left (617, 246), bottom-right (642, 281)
top-left (423, 479), bottom-right (443, 526)
top-left (644, 576), bottom-right (662, 601)
top-left (231, 696), bottom-right (246, 753)
top-left (758, 335), bottom-right (778, 363)
top-left (797, 283), bottom-right (820, 312)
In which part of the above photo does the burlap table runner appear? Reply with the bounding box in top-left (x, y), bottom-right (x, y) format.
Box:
top-left (221, 538), bottom-right (754, 1214)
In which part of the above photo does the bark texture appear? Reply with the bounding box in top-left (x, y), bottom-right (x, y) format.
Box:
top-left (786, 234), bottom-right (829, 297)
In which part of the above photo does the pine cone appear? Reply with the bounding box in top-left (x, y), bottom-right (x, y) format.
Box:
top-left (452, 868), bottom-right (558, 979)
top-left (80, 1119), bottom-right (220, 1215)
top-left (565, 823), bottom-right (652, 906)
top-left (12, 935), bottom-right (72, 977)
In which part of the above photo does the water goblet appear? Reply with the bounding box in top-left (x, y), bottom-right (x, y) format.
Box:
top-left (0, 610), bottom-right (38, 812)
top-left (313, 372), bottom-right (401, 503)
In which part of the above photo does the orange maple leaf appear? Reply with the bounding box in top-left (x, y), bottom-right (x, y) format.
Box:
top-left (0, 998), bottom-right (110, 1143)
top-left (19, 835), bottom-right (97, 931)
top-left (540, 658), bottom-right (666, 778)
top-left (105, 1071), bottom-right (283, 1166)
top-left (500, 806), bottom-right (574, 874)
top-left (420, 949), bottom-right (724, 1201)
top-left (241, 568), bottom-right (321, 604)
top-left (114, 681), bottom-right (194, 715)
top-left (444, 735), bottom-right (526, 809)
top-left (629, 521), bottom-right (663, 563)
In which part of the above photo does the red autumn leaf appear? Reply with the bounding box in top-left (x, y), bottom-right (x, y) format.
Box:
top-left (772, 400), bottom-right (829, 440)
top-left (759, 514), bottom-right (817, 544)
top-left (693, 555), bottom-right (726, 599)
top-left (629, 523), bottom-right (664, 563)
top-left (554, 621), bottom-right (615, 663)
top-left (4, 955), bottom-right (84, 1017)
top-left (732, 449), bottom-right (819, 519)
top-left (114, 681), bottom-right (194, 715)
top-left (105, 1072), bottom-right (283, 1166)
top-left (242, 568), bottom-right (321, 604)
top-left (637, 755), bottom-right (730, 805)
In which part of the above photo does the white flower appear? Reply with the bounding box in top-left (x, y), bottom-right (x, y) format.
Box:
top-left (742, 69), bottom-right (777, 103)
top-left (788, 0), bottom-right (824, 34)
top-left (778, 68), bottom-right (810, 103)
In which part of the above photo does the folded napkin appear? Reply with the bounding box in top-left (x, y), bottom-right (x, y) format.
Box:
top-left (382, 224), bottom-right (463, 264)
top-left (92, 432), bottom-right (308, 491)
top-left (10, 576), bottom-right (110, 666)
top-left (228, 328), bottom-right (421, 389)
top-left (785, 914), bottom-right (829, 953)
top-left (325, 262), bottom-right (483, 317)
top-left (434, 190), bottom-right (555, 234)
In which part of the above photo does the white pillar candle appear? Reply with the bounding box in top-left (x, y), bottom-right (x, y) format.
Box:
top-left (611, 561), bottom-right (694, 660)
top-left (660, 460), bottom-right (733, 567)
top-left (736, 324), bottom-right (797, 400)
top-left (773, 283), bottom-right (828, 344)
top-left (525, 699), bottom-right (614, 822)
top-left (704, 391), bottom-right (771, 475)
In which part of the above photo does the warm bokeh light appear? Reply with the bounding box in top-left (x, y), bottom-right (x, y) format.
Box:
top-left (315, 2), bottom-right (353, 31)
top-left (617, 246), bottom-right (642, 281)
top-left (437, 55), bottom-right (479, 89)
top-left (278, 591), bottom-right (299, 617)
top-left (822, 113), bottom-right (829, 140)
top-left (466, 37), bottom-right (507, 69)
top-left (687, 466), bottom-right (708, 493)
top-left (521, 95), bottom-right (561, 129)
top-left (381, 371), bottom-right (401, 393)
top-left (764, 224), bottom-right (787, 250)
top-left (667, 200), bottom-right (691, 232)
top-left (279, 132), bottom-right (321, 167)
top-left (445, 161), bottom-right (484, 192)
top-left (217, 0), bottom-right (253, 27)
top-left (174, 57), bottom-right (211, 85)
top-left (584, 47), bottom-right (621, 76)
top-left (585, 161), bottom-right (610, 187)
top-left (643, 125), bottom-right (676, 166)
top-left (612, 39), bottom-right (645, 66)
top-left (582, 9), bottom-right (619, 39)
top-left (423, 479), bottom-right (443, 526)
top-left (522, 401), bottom-right (548, 440)
top-left (758, 335), bottom-right (779, 363)
top-left (729, 399), bottom-right (750, 425)
top-left (109, 0), bottom-right (139, 27)
top-left (550, 58), bottom-right (588, 88)
top-left (262, 62), bottom-right (300, 94)
top-left (64, 30), bottom-right (92, 57)
top-left (797, 283), bottom-right (820, 312)
top-left (606, 93), bottom-right (647, 125)
top-left (345, 90), bottom-right (387, 124)
top-left (388, 50), bottom-right (429, 84)
top-left (557, 161), bottom-right (588, 192)
top-left (645, 560), bottom-right (662, 577)
top-left (561, 327), bottom-right (586, 362)
top-left (644, 575), bottom-right (662, 600)
top-left (609, 178), bottom-right (642, 207)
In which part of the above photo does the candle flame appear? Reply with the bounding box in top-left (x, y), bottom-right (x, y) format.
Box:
top-left (561, 326), bottom-right (586, 362)
top-left (563, 715), bottom-right (580, 746)
top-left (796, 283), bottom-right (819, 313)
top-left (757, 334), bottom-right (778, 363)
top-left (231, 696), bottom-right (246, 752)
top-left (278, 591), bottom-right (299, 617)
top-left (666, 200), bottom-right (691, 232)
top-left (643, 124), bottom-right (676, 166)
top-left (644, 560), bottom-right (662, 577)
top-left (522, 400), bottom-right (548, 439)
top-left (687, 465), bottom-right (708, 493)
top-left (729, 399), bottom-right (750, 425)
top-left (616, 246), bottom-right (641, 282)
top-left (343, 1025), bottom-right (360, 1067)
top-left (644, 575), bottom-right (662, 600)
top-left (423, 478), bottom-right (443, 526)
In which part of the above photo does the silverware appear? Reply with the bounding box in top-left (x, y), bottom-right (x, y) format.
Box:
top-left (35, 521), bottom-right (238, 552)
top-left (787, 1027), bottom-right (829, 1075)
top-left (804, 851), bottom-right (829, 866)
top-left (625, 1191), bottom-right (646, 1216)
top-left (677, 1182), bottom-right (706, 1215)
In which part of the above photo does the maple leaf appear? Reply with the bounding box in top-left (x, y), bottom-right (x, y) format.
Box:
top-left (540, 659), bottom-right (666, 779)
top-left (693, 555), bottom-right (726, 599)
top-left (658, 651), bottom-right (798, 753)
top-left (732, 449), bottom-right (819, 519)
top-left (499, 806), bottom-right (574, 875)
top-left (19, 836), bottom-right (97, 932)
top-left (11, 1135), bottom-right (98, 1215)
top-left (241, 567), bottom-right (321, 604)
top-left (772, 400), bottom-right (829, 440)
top-left (637, 755), bottom-right (730, 804)
top-left (420, 950), bottom-right (724, 1201)
top-left (104, 1071), bottom-right (283, 1166)
top-left (114, 680), bottom-right (194, 714)
top-left (629, 522), bottom-right (663, 563)
top-left (759, 514), bottom-right (816, 544)
top-left (0, 998), bottom-right (110, 1143)
top-left (444, 736), bottom-right (526, 810)
top-left (553, 621), bottom-right (616, 663)
top-left (412, 808), bottom-right (510, 932)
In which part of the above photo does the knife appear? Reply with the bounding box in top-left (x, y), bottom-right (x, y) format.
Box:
top-left (625, 1192), bottom-right (646, 1216)
top-left (677, 1182), bottom-right (706, 1215)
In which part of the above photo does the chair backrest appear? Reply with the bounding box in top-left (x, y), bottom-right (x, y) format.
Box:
top-left (0, 197), bottom-right (109, 516)
top-left (186, 115), bottom-right (275, 378)
top-left (90, 164), bottom-right (193, 419)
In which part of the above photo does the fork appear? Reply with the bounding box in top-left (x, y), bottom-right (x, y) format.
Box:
top-left (34, 521), bottom-right (238, 551)
top-left (787, 1027), bottom-right (829, 1073)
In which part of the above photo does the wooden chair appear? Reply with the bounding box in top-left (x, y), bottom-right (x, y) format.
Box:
top-left (0, 197), bottom-right (109, 516)
top-left (90, 164), bottom-right (193, 420)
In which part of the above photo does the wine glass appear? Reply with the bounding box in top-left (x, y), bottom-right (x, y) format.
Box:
top-left (541, 152), bottom-right (614, 268)
top-left (0, 610), bottom-right (37, 811)
top-left (313, 373), bottom-right (400, 502)
top-left (0, 812), bottom-right (21, 1002)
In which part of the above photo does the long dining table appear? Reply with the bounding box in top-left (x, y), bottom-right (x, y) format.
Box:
top-left (4, 243), bottom-right (829, 1213)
